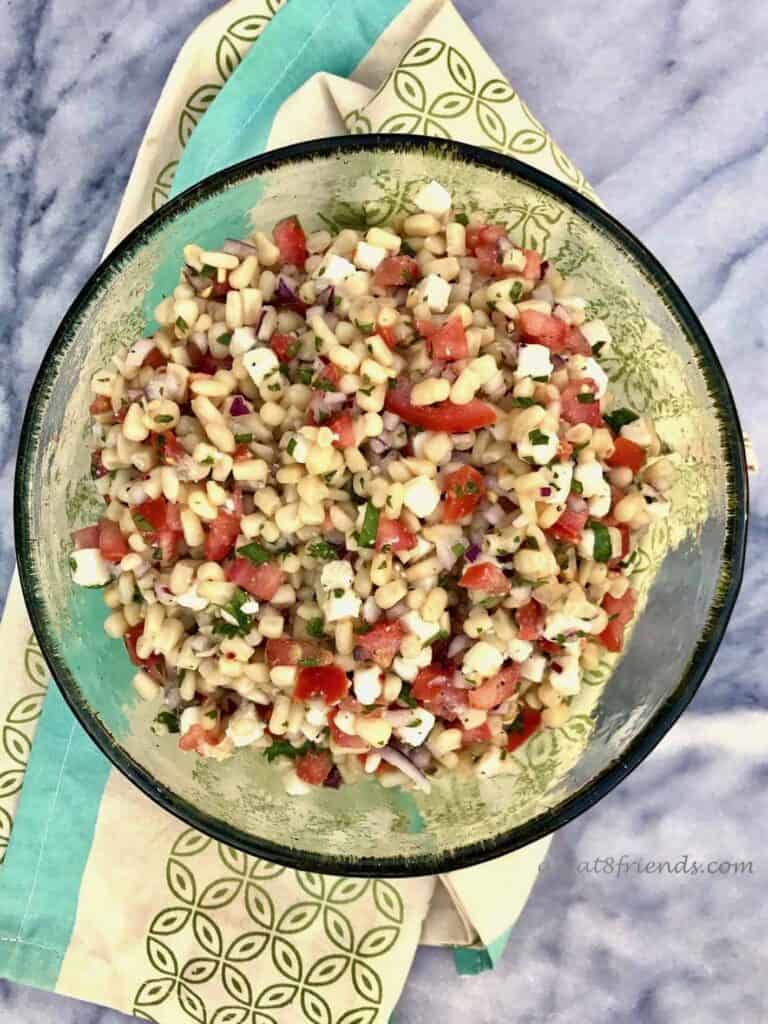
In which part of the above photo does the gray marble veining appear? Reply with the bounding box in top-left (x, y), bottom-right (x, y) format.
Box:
top-left (1, 0), bottom-right (766, 1021)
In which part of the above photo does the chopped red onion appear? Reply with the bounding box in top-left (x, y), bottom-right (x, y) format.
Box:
top-left (551, 662), bottom-right (563, 673)
top-left (369, 437), bottom-right (390, 456)
top-left (323, 765), bottom-right (342, 789)
top-left (274, 276), bottom-right (298, 305)
top-left (484, 503), bottom-right (505, 525)
top-left (221, 238), bottom-right (259, 259)
top-left (379, 747), bottom-right (431, 793)
top-left (447, 634), bottom-right (471, 659)
top-left (305, 305), bottom-right (325, 322)
top-left (315, 284), bottom-right (335, 312)
top-left (465, 543), bottom-right (481, 562)
top-left (154, 581), bottom-right (176, 606)
top-left (567, 493), bottom-right (588, 514)
top-left (408, 746), bottom-right (432, 770)
top-left (229, 395), bottom-right (251, 416)
top-left (541, 260), bottom-right (550, 278)
top-left (183, 266), bottom-right (211, 292)
top-left (540, 487), bottom-right (552, 497)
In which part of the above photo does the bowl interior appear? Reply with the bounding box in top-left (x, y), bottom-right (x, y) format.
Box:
top-left (16, 137), bottom-right (746, 875)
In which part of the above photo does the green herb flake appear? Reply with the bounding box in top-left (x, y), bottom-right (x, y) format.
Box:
top-left (357, 501), bottom-right (380, 549)
top-left (132, 513), bottom-right (154, 533)
top-left (287, 438), bottom-right (297, 456)
top-left (577, 392), bottom-right (597, 404)
top-left (423, 629), bottom-right (449, 647)
top-left (234, 433), bottom-right (253, 445)
top-left (454, 212), bottom-right (469, 226)
top-left (528, 428), bottom-right (550, 446)
top-left (589, 521), bottom-right (612, 563)
top-left (399, 683), bottom-right (418, 708)
top-left (217, 332), bottom-right (232, 346)
top-left (512, 396), bottom-right (536, 408)
top-left (264, 739), bottom-right (314, 763)
top-left (604, 408), bottom-right (639, 434)
top-left (155, 414), bottom-right (174, 424)
top-left (451, 543), bottom-right (466, 557)
top-left (308, 540), bottom-right (337, 561)
top-left (306, 617), bottom-right (325, 639)
top-left (154, 710), bottom-right (180, 734)
top-left (297, 368), bottom-right (314, 386)
top-left (237, 541), bottom-right (271, 566)
top-left (571, 479), bottom-right (584, 495)
top-left (175, 316), bottom-right (188, 331)
top-left (69, 556), bottom-right (77, 572)
top-left (509, 281), bottom-right (524, 302)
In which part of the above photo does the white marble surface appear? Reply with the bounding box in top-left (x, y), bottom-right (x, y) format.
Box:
top-left (1, 0), bottom-right (766, 1020)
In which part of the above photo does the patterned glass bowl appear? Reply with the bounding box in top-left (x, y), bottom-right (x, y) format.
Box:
top-left (14, 136), bottom-right (747, 876)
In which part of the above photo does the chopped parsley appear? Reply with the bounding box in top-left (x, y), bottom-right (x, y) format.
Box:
top-left (237, 541), bottom-right (271, 565)
top-left (306, 617), bottom-right (325, 639)
top-left (153, 710), bottom-right (180, 734)
top-left (451, 542), bottom-right (466, 557)
top-left (589, 521), bottom-right (612, 563)
top-left (512, 396), bottom-right (536, 408)
top-left (297, 368), bottom-right (314, 386)
top-left (264, 739), bottom-right (314, 763)
top-left (217, 332), bottom-right (232, 346)
top-left (357, 501), bottom-right (380, 548)
top-left (307, 540), bottom-right (337, 561)
top-left (175, 315), bottom-right (188, 331)
top-left (528, 428), bottom-right (549, 446)
top-left (398, 683), bottom-right (418, 708)
top-left (155, 414), bottom-right (174, 424)
top-left (234, 433), bottom-right (253, 444)
top-left (577, 392), bottom-right (597, 404)
top-left (571, 479), bottom-right (584, 495)
top-left (423, 629), bottom-right (449, 647)
top-left (604, 408), bottom-right (639, 434)
top-left (287, 438), bottom-right (297, 456)
top-left (132, 513), bottom-right (154, 533)
top-left (454, 212), bottom-right (469, 226)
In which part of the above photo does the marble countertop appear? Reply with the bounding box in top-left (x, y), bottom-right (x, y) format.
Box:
top-left (1, 0), bottom-right (766, 1021)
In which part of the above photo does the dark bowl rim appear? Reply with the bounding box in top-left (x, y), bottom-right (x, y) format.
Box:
top-left (14, 133), bottom-right (748, 877)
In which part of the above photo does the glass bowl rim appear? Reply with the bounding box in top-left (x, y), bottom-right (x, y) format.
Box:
top-left (14, 134), bottom-right (748, 877)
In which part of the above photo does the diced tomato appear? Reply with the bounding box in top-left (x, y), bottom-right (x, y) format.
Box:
top-left (385, 381), bottom-right (496, 432)
top-left (442, 465), bottom-right (485, 523)
top-left (154, 528), bottom-right (181, 564)
top-left (270, 332), bottom-right (299, 363)
top-left (518, 310), bottom-right (568, 352)
top-left (354, 619), bottom-right (405, 669)
top-left (294, 664), bottom-right (349, 704)
top-left (607, 437), bottom-right (646, 474)
top-left (143, 347), bottom-right (167, 369)
top-left (233, 444), bottom-right (252, 461)
top-left (563, 326), bottom-right (592, 355)
top-left (466, 224), bottom-right (507, 253)
top-left (375, 517), bottom-right (416, 553)
top-left (373, 255), bottom-right (421, 288)
top-left (557, 438), bottom-right (574, 461)
top-left (72, 525), bottom-right (100, 549)
top-left (210, 279), bottom-right (232, 299)
top-left (328, 412), bottom-right (355, 449)
top-left (459, 562), bottom-right (510, 595)
top-left (548, 507), bottom-right (589, 544)
top-left (273, 215), bottom-right (308, 269)
top-left (461, 721), bottom-right (493, 745)
top-left (506, 707), bottom-right (542, 752)
top-left (522, 249), bottom-right (542, 279)
top-left (475, 245), bottom-right (508, 279)
top-left (296, 749), bottom-right (333, 785)
top-left (178, 721), bottom-right (224, 754)
top-left (560, 379), bottom-right (603, 426)
top-left (98, 518), bottom-right (129, 561)
top-left (516, 599), bottom-right (543, 641)
top-left (411, 664), bottom-right (467, 720)
top-left (539, 638), bottom-right (565, 656)
top-left (156, 431), bottom-right (187, 465)
top-left (124, 623), bottom-right (162, 675)
top-left (598, 588), bottom-right (637, 653)
top-left (266, 638), bottom-right (333, 667)
top-left (226, 558), bottom-right (285, 601)
top-left (377, 322), bottom-right (398, 349)
top-left (133, 497), bottom-right (168, 532)
top-left (314, 360), bottom-right (340, 391)
top-left (204, 509), bottom-right (241, 561)
top-left (89, 395), bottom-right (112, 416)
top-left (423, 317), bottom-right (469, 361)
top-left (468, 663), bottom-right (521, 709)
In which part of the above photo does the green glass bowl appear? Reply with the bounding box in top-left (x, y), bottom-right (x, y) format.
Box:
top-left (14, 136), bottom-right (748, 876)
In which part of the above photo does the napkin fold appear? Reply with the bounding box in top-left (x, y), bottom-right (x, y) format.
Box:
top-left (0, 0), bottom-right (608, 1016)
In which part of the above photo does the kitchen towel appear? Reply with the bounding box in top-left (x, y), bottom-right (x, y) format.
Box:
top-left (0, 0), bottom-right (623, 1017)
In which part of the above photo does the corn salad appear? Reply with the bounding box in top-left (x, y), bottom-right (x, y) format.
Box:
top-left (71, 179), bottom-right (674, 795)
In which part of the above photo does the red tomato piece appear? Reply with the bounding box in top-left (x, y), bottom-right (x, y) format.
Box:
top-left (157, 431), bottom-right (186, 465)
top-left (123, 623), bottom-right (161, 675)
top-left (506, 707), bottom-right (542, 752)
top-left (226, 558), bottom-right (285, 601)
top-left (143, 347), bottom-right (167, 369)
top-left (296, 750), bottom-right (333, 785)
top-left (426, 317), bottom-right (469, 361)
top-left (518, 310), bottom-right (569, 352)
top-left (178, 721), bottom-right (224, 754)
top-left (475, 245), bottom-right (508, 279)
top-left (265, 638), bottom-right (332, 667)
top-left (72, 525), bottom-right (100, 549)
top-left (154, 528), bottom-right (181, 565)
top-left (314, 360), bottom-right (340, 390)
top-left (539, 638), bottom-right (565, 657)
top-left (385, 381), bottom-right (496, 432)
top-left (468, 663), bottom-right (521, 709)
top-left (133, 497), bottom-right (168, 532)
top-left (562, 326), bottom-right (592, 355)
top-left (98, 518), bottom-right (129, 561)
top-left (461, 721), bottom-right (494, 745)
top-left (442, 465), bottom-right (485, 523)
top-left (466, 224), bottom-right (507, 252)
top-left (560, 379), bottom-right (603, 426)
top-left (233, 443), bottom-right (252, 461)
top-left (377, 322), bottom-right (398, 349)
top-left (373, 255), bottom-right (421, 288)
top-left (522, 249), bottom-right (542, 279)
top-left (548, 507), bottom-right (589, 544)
top-left (606, 437), bottom-right (646, 474)
top-left (459, 562), bottom-right (510, 594)
top-left (411, 664), bottom-right (467, 720)
top-left (557, 438), bottom-right (574, 461)
top-left (294, 664), bottom-right (349, 704)
top-left (204, 509), bottom-right (241, 562)
top-left (375, 517), bottom-right (416, 553)
top-left (515, 599), bottom-right (543, 641)
top-left (89, 395), bottom-right (112, 416)
top-left (273, 215), bottom-right (308, 269)
top-left (270, 332), bottom-right (299, 363)
top-left (210, 279), bottom-right (232, 299)
top-left (328, 412), bottom-right (355, 449)
top-left (354, 619), bottom-right (405, 669)
top-left (598, 588), bottom-right (637, 653)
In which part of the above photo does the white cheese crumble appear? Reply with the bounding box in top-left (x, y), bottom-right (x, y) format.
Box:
top-left (413, 179), bottom-right (452, 217)
top-left (402, 475), bottom-right (441, 518)
top-left (573, 460), bottom-right (605, 498)
top-left (354, 241), bottom-right (387, 271)
top-left (176, 585), bottom-right (209, 611)
top-left (226, 703), bottom-right (266, 747)
top-left (515, 343), bottom-right (552, 380)
top-left (462, 641), bottom-right (504, 684)
top-left (230, 326), bottom-right (257, 357)
top-left (517, 429), bottom-right (559, 465)
top-left (394, 706), bottom-right (436, 747)
top-left (70, 549), bottom-right (111, 588)
top-left (314, 253), bottom-right (356, 284)
top-left (579, 318), bottom-right (612, 351)
top-left (542, 462), bottom-right (573, 506)
top-left (353, 665), bottom-right (383, 704)
top-left (320, 559), bottom-right (355, 592)
top-left (570, 354), bottom-right (609, 398)
top-left (417, 273), bottom-right (451, 313)
top-left (324, 591), bottom-right (362, 623)
top-left (243, 345), bottom-right (279, 386)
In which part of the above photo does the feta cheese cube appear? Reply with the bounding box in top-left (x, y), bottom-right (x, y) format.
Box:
top-left (176, 585), bottom-right (209, 611)
top-left (517, 429), bottom-right (559, 465)
top-left (230, 326), bottom-right (257, 357)
top-left (393, 647), bottom-right (432, 681)
top-left (413, 179), bottom-right (452, 218)
top-left (226, 703), bottom-right (266, 747)
top-left (401, 610), bottom-right (436, 646)
top-left (180, 706), bottom-right (203, 735)
top-left (550, 654), bottom-right (581, 695)
top-left (314, 253), bottom-right (356, 284)
top-left (402, 475), bottom-right (441, 518)
top-left (462, 641), bottom-right (504, 684)
top-left (320, 559), bottom-right (355, 592)
top-left (579, 318), bottom-right (612, 351)
top-left (570, 354), bottom-right (608, 398)
top-left (394, 706), bottom-right (436, 747)
top-left (289, 435), bottom-right (308, 464)
top-left (588, 480), bottom-right (611, 518)
top-left (542, 462), bottom-right (573, 505)
top-left (243, 345), bottom-right (279, 386)
top-left (354, 241), bottom-right (387, 271)
top-left (417, 273), bottom-right (451, 313)
top-left (70, 548), bottom-right (111, 588)
top-left (305, 699), bottom-right (329, 728)
top-left (324, 591), bottom-right (362, 622)
top-left (515, 343), bottom-right (552, 380)
top-left (395, 535), bottom-right (433, 565)
top-left (353, 665), bottom-right (383, 704)
top-left (574, 460), bottom-right (605, 498)
top-left (577, 529), bottom-right (595, 560)
top-left (501, 247), bottom-right (527, 272)
top-left (506, 636), bottom-right (534, 663)
top-left (521, 653), bottom-right (547, 682)
top-left (620, 417), bottom-right (654, 448)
